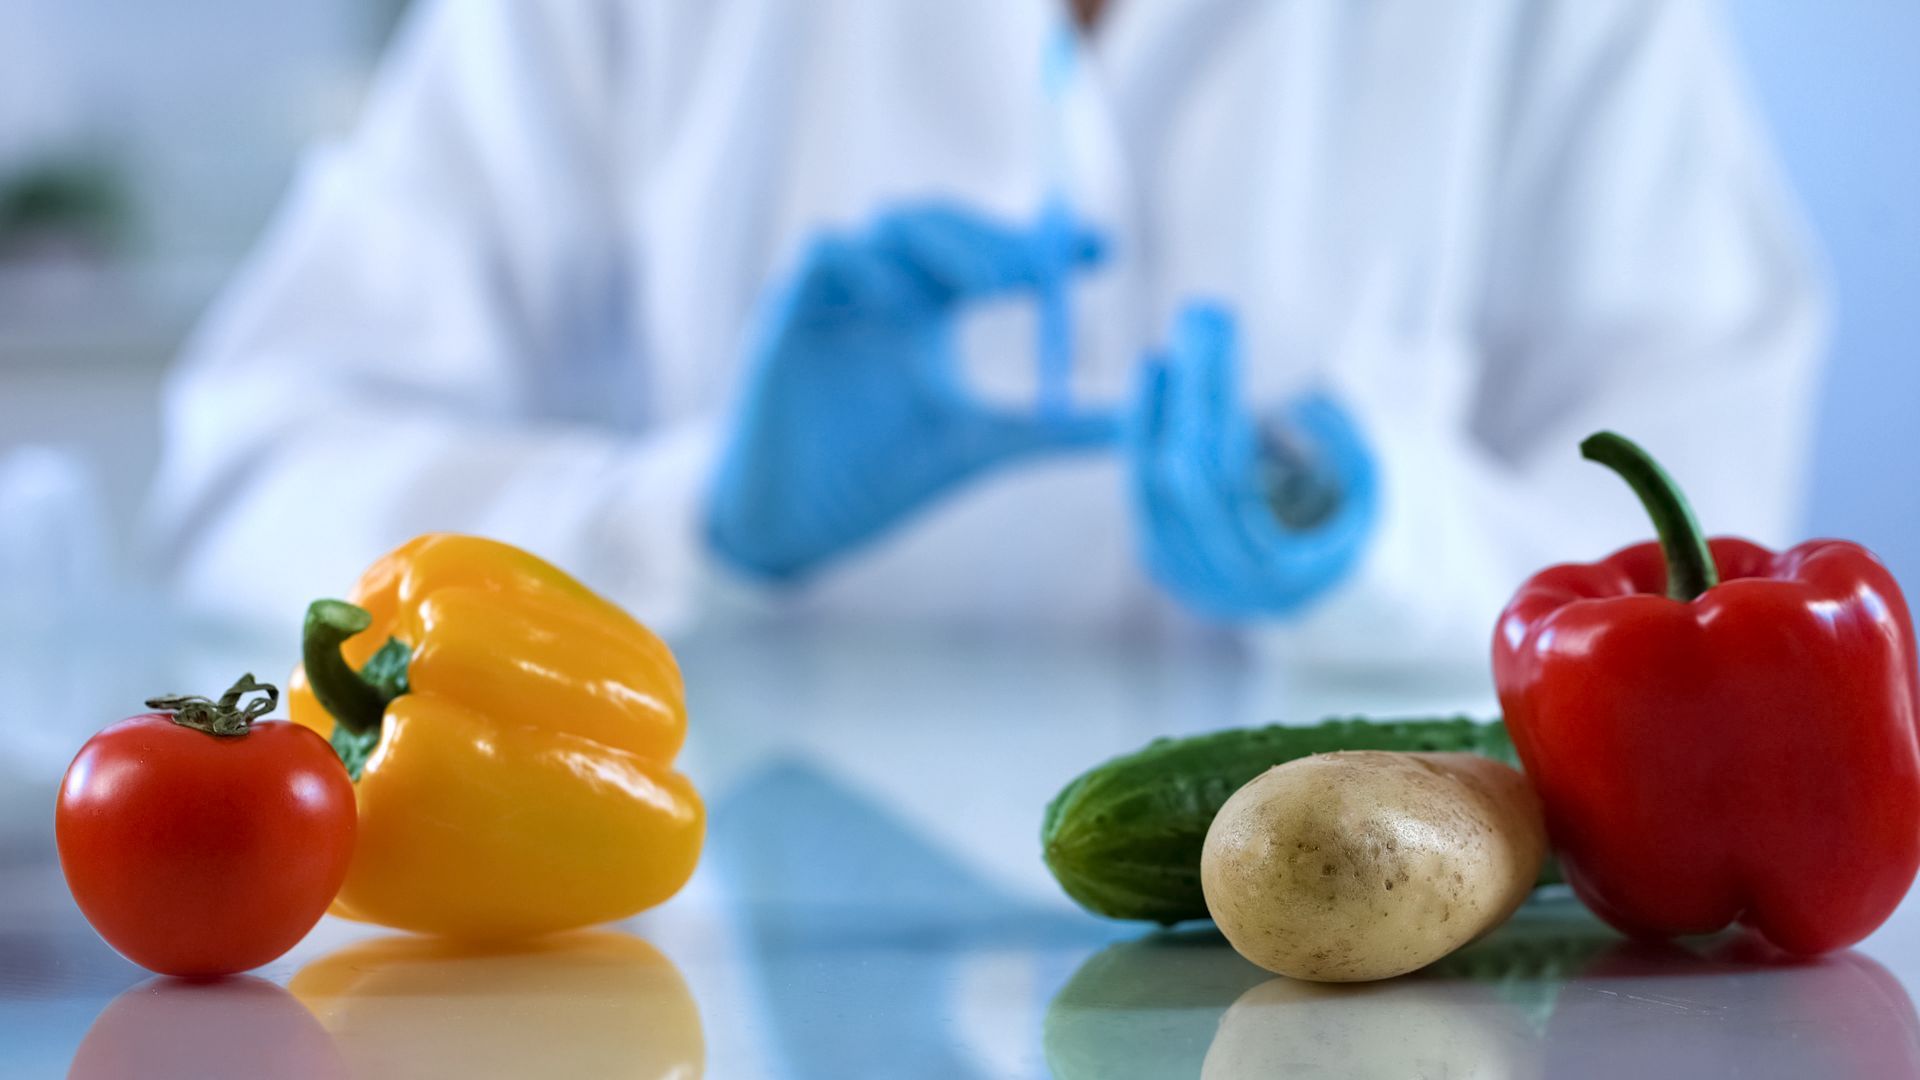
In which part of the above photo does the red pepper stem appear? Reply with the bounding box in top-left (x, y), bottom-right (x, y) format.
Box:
top-left (1580, 431), bottom-right (1719, 602)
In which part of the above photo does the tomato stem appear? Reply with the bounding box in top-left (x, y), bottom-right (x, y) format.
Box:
top-left (148, 675), bottom-right (277, 738)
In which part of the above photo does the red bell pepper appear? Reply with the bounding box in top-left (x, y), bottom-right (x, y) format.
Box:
top-left (1494, 431), bottom-right (1920, 955)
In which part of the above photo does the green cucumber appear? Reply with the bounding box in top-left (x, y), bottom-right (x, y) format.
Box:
top-left (1042, 716), bottom-right (1557, 924)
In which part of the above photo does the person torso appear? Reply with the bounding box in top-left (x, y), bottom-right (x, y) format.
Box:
top-left (591, 0), bottom-right (1523, 628)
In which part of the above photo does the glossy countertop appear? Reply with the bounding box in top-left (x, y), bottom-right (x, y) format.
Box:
top-left (1, 618), bottom-right (1917, 1078)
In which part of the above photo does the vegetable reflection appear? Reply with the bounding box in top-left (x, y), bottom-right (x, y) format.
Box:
top-left (1048, 897), bottom-right (1920, 1080)
top-left (289, 930), bottom-right (702, 1079)
top-left (1043, 927), bottom-right (1273, 1079)
top-left (69, 975), bottom-right (346, 1080)
top-left (1540, 936), bottom-right (1920, 1079)
top-left (1202, 970), bottom-right (1537, 1078)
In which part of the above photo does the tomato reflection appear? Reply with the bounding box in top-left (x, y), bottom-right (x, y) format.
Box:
top-left (69, 975), bottom-right (346, 1080)
top-left (289, 930), bottom-right (703, 1079)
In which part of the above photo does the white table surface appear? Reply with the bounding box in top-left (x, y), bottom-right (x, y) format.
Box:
top-left (1, 618), bottom-right (1916, 1079)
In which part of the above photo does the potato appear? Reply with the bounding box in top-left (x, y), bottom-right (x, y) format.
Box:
top-left (1200, 751), bottom-right (1546, 982)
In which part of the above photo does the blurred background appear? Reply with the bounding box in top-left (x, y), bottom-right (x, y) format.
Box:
top-left (0, 11), bottom-right (393, 489)
top-left (0, 0), bottom-right (1915, 641)
top-left (0, 1), bottom-right (408, 632)
top-left (3, 2), bottom-right (1916, 587)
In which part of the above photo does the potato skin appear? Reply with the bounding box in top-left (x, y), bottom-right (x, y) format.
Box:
top-left (1200, 751), bottom-right (1546, 982)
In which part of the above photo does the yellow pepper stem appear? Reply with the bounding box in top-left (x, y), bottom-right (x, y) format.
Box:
top-left (303, 600), bottom-right (390, 734)
top-left (304, 600), bottom-right (416, 780)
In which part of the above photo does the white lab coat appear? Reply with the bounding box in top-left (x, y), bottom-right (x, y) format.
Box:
top-left (149, 0), bottom-right (1823, 676)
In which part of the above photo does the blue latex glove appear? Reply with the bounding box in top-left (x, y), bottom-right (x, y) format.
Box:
top-left (707, 203), bottom-right (1117, 581)
top-left (1127, 304), bottom-right (1378, 619)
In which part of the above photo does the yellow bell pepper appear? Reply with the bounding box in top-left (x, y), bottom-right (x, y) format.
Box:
top-left (289, 533), bottom-right (702, 940)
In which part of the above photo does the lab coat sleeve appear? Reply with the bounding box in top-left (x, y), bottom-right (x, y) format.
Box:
top-left (146, 0), bottom-right (719, 632)
top-left (1264, 0), bottom-right (1827, 676)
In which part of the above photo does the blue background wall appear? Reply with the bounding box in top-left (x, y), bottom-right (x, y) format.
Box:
top-left (1731, 4), bottom-right (1920, 581)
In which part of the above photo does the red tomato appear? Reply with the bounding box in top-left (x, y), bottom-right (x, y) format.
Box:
top-left (56, 677), bottom-right (355, 977)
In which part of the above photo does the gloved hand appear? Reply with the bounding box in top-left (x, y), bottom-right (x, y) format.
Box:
top-left (706, 204), bottom-right (1116, 582)
top-left (1127, 304), bottom-right (1378, 619)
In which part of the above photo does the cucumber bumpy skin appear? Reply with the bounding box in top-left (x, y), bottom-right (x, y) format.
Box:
top-left (1042, 716), bottom-right (1555, 924)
